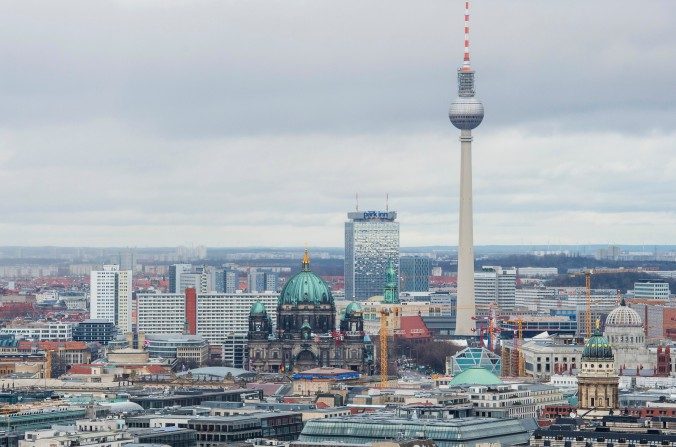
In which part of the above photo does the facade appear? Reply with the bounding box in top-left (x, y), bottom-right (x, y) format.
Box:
top-left (224, 270), bottom-right (238, 293)
top-left (248, 271), bottom-right (265, 293)
top-left (248, 252), bottom-right (369, 373)
top-left (137, 293), bottom-right (187, 335)
top-left (298, 415), bottom-right (532, 447)
top-left (517, 267), bottom-right (558, 277)
top-left (577, 323), bottom-right (619, 416)
top-left (0, 322), bottom-right (73, 341)
top-left (72, 319), bottom-right (117, 344)
top-left (144, 334), bottom-right (209, 366)
top-left (90, 265), bottom-right (132, 333)
top-left (503, 334), bottom-right (583, 380)
top-left (633, 280), bottom-right (670, 300)
top-left (344, 211), bottom-right (399, 300)
top-left (169, 264), bottom-right (192, 294)
top-left (468, 383), bottom-right (566, 419)
top-left (136, 290), bottom-right (278, 344)
top-left (474, 266), bottom-right (517, 314)
top-left (399, 256), bottom-right (432, 292)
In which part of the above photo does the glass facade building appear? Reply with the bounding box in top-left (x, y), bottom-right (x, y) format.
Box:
top-left (344, 211), bottom-right (400, 300)
top-left (400, 256), bottom-right (433, 292)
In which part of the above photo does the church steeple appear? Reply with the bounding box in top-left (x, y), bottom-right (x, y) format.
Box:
top-left (383, 260), bottom-right (399, 304)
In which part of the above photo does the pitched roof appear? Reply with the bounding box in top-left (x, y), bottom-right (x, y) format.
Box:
top-left (397, 315), bottom-right (431, 339)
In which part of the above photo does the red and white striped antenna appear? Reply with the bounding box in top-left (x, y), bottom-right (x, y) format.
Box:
top-left (463, 1), bottom-right (471, 66)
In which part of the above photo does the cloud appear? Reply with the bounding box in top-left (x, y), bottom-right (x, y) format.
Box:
top-left (0, 0), bottom-right (674, 246)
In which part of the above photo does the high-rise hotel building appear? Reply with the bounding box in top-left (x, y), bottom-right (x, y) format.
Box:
top-left (344, 211), bottom-right (400, 300)
top-left (90, 265), bottom-right (132, 334)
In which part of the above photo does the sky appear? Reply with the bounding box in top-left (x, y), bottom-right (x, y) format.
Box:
top-left (0, 0), bottom-right (674, 247)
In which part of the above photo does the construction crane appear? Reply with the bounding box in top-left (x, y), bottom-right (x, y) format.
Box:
top-left (379, 308), bottom-right (390, 388)
top-left (503, 318), bottom-right (524, 377)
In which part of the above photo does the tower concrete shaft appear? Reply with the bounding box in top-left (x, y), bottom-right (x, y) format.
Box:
top-left (455, 129), bottom-right (475, 336)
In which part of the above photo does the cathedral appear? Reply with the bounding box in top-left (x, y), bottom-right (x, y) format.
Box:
top-left (577, 320), bottom-right (619, 417)
top-left (247, 251), bottom-right (370, 373)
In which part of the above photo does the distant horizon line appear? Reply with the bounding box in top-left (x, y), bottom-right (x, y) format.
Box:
top-left (1, 244), bottom-right (675, 250)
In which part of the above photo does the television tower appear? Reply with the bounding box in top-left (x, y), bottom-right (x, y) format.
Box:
top-left (449, 1), bottom-right (484, 337)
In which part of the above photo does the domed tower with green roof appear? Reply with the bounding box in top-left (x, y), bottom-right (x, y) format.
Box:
top-left (248, 301), bottom-right (272, 341)
top-left (248, 250), bottom-right (368, 374)
top-left (577, 319), bottom-right (619, 415)
top-left (383, 261), bottom-right (399, 304)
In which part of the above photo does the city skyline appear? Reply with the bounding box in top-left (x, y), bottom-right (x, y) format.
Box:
top-left (0, 1), bottom-right (674, 247)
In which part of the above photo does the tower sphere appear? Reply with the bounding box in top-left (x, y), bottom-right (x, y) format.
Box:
top-left (449, 96), bottom-right (484, 130)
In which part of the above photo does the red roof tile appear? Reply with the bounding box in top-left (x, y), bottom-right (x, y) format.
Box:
top-left (397, 316), bottom-right (431, 340)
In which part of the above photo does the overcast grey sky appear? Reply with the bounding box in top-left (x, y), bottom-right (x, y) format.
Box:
top-left (0, 0), bottom-right (674, 247)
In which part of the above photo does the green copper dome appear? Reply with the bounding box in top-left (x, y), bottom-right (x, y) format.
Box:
top-left (250, 301), bottom-right (267, 316)
top-left (278, 251), bottom-right (334, 307)
top-left (345, 302), bottom-right (363, 316)
top-left (583, 327), bottom-right (613, 360)
top-left (449, 366), bottom-right (502, 387)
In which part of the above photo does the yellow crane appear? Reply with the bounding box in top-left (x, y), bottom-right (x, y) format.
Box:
top-left (379, 308), bottom-right (390, 388)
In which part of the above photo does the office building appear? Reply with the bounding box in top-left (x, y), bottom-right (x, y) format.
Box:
top-left (144, 334), bottom-right (209, 366)
top-left (90, 265), bottom-right (132, 333)
top-left (448, 1), bottom-right (484, 336)
top-left (72, 319), bottom-right (117, 345)
top-left (264, 272), bottom-right (278, 292)
top-left (400, 256), bottom-right (432, 292)
top-left (180, 268), bottom-right (216, 294)
top-left (633, 280), bottom-right (670, 300)
top-left (224, 270), bottom-right (238, 293)
top-left (474, 266), bottom-right (516, 313)
top-left (0, 322), bottom-right (73, 341)
top-left (248, 271), bottom-right (265, 293)
top-left (169, 264), bottom-right (192, 293)
top-left (344, 211), bottom-right (400, 299)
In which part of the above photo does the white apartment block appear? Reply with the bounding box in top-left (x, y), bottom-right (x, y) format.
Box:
top-left (516, 267), bottom-right (558, 277)
top-left (474, 266), bottom-right (517, 313)
top-left (0, 322), bottom-right (73, 341)
top-left (135, 292), bottom-right (278, 344)
top-left (89, 265), bottom-right (132, 334)
top-left (633, 281), bottom-right (670, 300)
top-left (137, 293), bottom-right (187, 334)
top-left (180, 271), bottom-right (216, 294)
top-left (196, 293), bottom-right (277, 343)
top-left (515, 287), bottom-right (557, 311)
top-left (468, 383), bottom-right (567, 419)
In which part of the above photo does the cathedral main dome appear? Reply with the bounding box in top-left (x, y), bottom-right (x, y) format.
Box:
top-left (278, 250), bottom-right (334, 307)
top-left (605, 298), bottom-right (642, 328)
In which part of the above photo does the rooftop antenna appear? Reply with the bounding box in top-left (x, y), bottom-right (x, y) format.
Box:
top-left (355, 193), bottom-right (359, 212)
top-left (463, 1), bottom-right (471, 67)
top-left (386, 193), bottom-right (389, 212)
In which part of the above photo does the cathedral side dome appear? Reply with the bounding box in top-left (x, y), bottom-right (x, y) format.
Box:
top-left (250, 301), bottom-right (267, 316)
top-left (583, 325), bottom-right (614, 360)
top-left (605, 298), bottom-right (642, 328)
top-left (345, 301), bottom-right (363, 317)
top-left (278, 250), bottom-right (334, 307)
